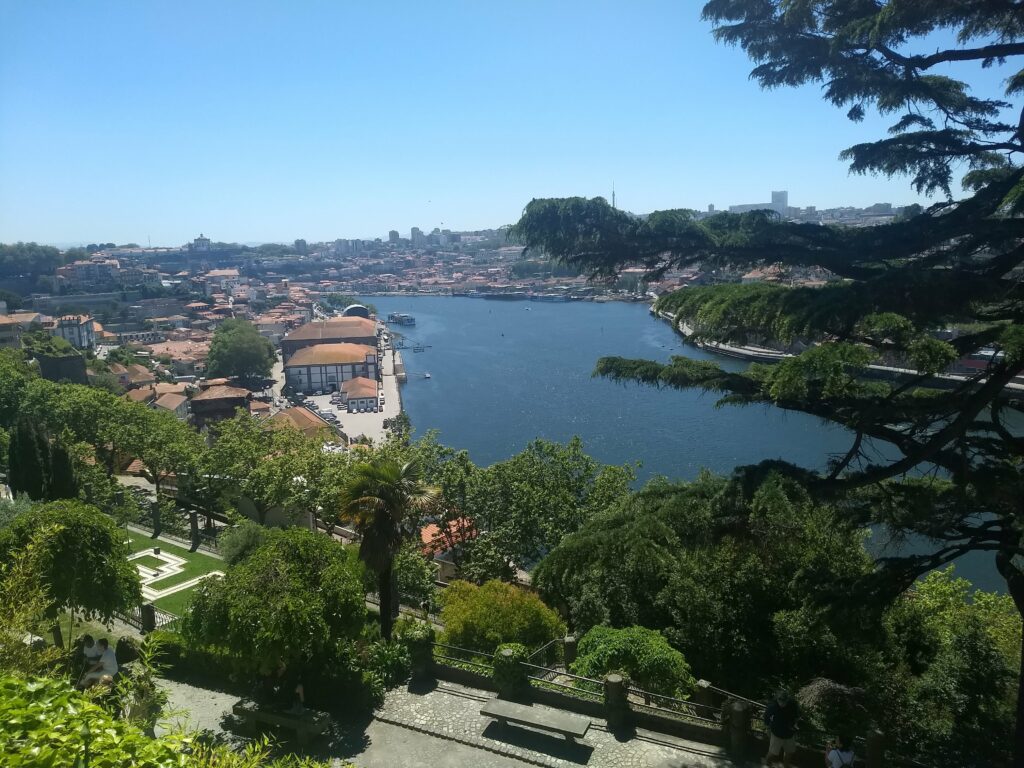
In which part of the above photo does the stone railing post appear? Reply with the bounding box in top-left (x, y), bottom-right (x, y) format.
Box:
top-left (493, 644), bottom-right (529, 699)
top-left (603, 673), bottom-right (630, 730)
top-left (140, 603), bottom-right (157, 634)
top-left (693, 678), bottom-right (717, 711)
top-left (721, 699), bottom-right (750, 759)
top-left (563, 635), bottom-right (577, 665)
top-left (866, 729), bottom-right (886, 768)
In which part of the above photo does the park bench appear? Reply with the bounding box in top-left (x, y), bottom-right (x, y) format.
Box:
top-left (232, 699), bottom-right (330, 746)
top-left (480, 698), bottom-right (591, 743)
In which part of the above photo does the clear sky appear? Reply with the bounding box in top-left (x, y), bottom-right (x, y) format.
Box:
top-left (0, 1), bottom-right (1011, 246)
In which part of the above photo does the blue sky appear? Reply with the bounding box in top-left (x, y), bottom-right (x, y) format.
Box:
top-left (0, 1), bottom-right (1012, 246)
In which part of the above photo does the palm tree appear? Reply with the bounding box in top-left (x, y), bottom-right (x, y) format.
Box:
top-left (339, 460), bottom-right (439, 640)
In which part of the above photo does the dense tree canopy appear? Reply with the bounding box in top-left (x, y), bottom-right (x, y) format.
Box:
top-left (0, 500), bottom-right (141, 624)
top-left (183, 527), bottom-right (365, 676)
top-left (0, 242), bottom-right (64, 278)
top-left (206, 318), bottom-right (275, 382)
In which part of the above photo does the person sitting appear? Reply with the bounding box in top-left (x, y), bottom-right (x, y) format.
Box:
top-left (825, 735), bottom-right (856, 767)
top-left (256, 660), bottom-right (305, 714)
top-left (77, 638), bottom-right (118, 690)
top-left (80, 634), bottom-right (102, 664)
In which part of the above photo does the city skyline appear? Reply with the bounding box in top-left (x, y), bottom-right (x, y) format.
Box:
top-left (1, 1), bottom-right (1007, 245)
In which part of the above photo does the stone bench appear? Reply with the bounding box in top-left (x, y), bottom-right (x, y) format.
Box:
top-left (480, 698), bottom-right (590, 743)
top-left (231, 699), bottom-right (330, 746)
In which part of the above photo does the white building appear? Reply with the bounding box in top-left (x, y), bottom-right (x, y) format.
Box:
top-left (53, 315), bottom-right (96, 349)
top-left (283, 343), bottom-right (378, 393)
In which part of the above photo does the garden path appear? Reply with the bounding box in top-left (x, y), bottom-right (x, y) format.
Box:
top-left (156, 677), bottom-right (737, 768)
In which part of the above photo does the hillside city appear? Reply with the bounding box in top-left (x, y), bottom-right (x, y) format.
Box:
top-left (1, 4), bottom-right (1022, 768)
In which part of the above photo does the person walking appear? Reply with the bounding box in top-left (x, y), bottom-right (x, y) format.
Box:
top-left (764, 689), bottom-right (800, 767)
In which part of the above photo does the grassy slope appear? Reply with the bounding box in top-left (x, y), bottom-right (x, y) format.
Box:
top-left (126, 530), bottom-right (223, 615)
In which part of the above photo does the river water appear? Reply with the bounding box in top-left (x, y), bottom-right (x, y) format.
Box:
top-left (362, 295), bottom-right (1001, 591)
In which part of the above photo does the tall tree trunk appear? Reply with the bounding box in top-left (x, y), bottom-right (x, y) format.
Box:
top-left (50, 620), bottom-right (64, 649)
top-left (189, 508), bottom-right (199, 550)
top-left (151, 480), bottom-right (162, 537)
top-left (378, 562), bottom-right (395, 640)
top-left (1017, 620), bottom-right (1024, 768)
top-left (996, 549), bottom-right (1024, 768)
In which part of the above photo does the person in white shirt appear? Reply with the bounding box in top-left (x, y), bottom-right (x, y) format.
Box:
top-left (81, 635), bottom-right (102, 663)
top-left (77, 638), bottom-right (118, 689)
top-left (825, 736), bottom-right (855, 768)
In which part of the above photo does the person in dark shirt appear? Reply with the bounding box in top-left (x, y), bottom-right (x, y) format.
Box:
top-left (764, 689), bottom-right (800, 767)
top-left (256, 660), bottom-right (305, 714)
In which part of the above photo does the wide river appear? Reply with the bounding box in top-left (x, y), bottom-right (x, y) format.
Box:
top-left (362, 295), bottom-right (1000, 591)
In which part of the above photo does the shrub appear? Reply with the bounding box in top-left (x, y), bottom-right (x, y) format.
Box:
top-left (395, 618), bottom-right (435, 678)
top-left (219, 520), bottom-right (268, 565)
top-left (439, 580), bottom-right (564, 654)
top-left (367, 640), bottom-right (411, 687)
top-left (572, 625), bottom-right (695, 698)
top-left (0, 674), bottom-right (336, 767)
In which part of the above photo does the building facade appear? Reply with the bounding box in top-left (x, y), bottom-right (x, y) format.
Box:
top-left (53, 315), bottom-right (96, 349)
top-left (283, 343), bottom-right (378, 393)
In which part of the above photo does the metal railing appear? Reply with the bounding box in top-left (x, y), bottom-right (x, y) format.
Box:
top-left (627, 685), bottom-right (721, 726)
top-left (114, 604), bottom-right (179, 632)
top-left (431, 642), bottom-right (493, 672)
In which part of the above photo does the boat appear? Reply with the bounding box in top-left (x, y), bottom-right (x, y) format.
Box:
top-left (424, 372), bottom-right (431, 379)
top-left (386, 312), bottom-right (416, 325)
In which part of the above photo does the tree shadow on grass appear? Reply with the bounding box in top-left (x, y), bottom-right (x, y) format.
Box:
top-left (481, 721), bottom-right (595, 764)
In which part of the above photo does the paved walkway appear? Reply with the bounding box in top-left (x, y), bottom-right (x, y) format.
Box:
top-left (157, 677), bottom-right (737, 768)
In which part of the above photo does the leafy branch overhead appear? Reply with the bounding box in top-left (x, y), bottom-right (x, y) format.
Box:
top-left (512, 1), bottom-right (1024, 629)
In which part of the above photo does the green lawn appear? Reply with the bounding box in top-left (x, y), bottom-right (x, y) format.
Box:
top-left (126, 529), bottom-right (223, 616)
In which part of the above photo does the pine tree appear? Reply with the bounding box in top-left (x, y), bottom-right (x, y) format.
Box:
top-left (8, 419), bottom-right (50, 501)
top-left (47, 442), bottom-right (78, 501)
top-left (512, 2), bottom-right (1024, 761)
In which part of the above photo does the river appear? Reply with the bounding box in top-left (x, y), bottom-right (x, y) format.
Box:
top-left (362, 295), bottom-right (1002, 591)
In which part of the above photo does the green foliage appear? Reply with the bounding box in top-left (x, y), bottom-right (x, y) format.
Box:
top-left (339, 460), bottom-right (439, 640)
top-left (219, 519), bottom-right (270, 565)
top-left (0, 674), bottom-right (335, 768)
top-left (0, 500), bottom-right (141, 622)
top-left (367, 640), bottom-right (411, 687)
top-left (394, 617), bottom-right (435, 677)
top-left (0, 525), bottom-right (65, 676)
top-left (206, 318), bottom-right (275, 381)
top-left (534, 473), bottom-right (875, 693)
top-left (0, 242), bottom-right (64, 277)
top-left (7, 419), bottom-right (50, 500)
top-left (439, 580), bottom-right (565, 654)
top-left (467, 437), bottom-right (634, 571)
top-left (572, 626), bottom-right (695, 697)
top-left (182, 527), bottom-right (366, 677)
top-left (0, 349), bottom-right (34, 428)
top-left (512, 14), bottom-right (1024, 763)
top-left (21, 329), bottom-right (78, 358)
top-left (394, 540), bottom-right (437, 609)
top-left (492, 642), bottom-right (530, 698)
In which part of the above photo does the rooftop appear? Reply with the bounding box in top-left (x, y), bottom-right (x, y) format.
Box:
top-left (285, 343), bottom-right (376, 367)
top-left (191, 384), bottom-right (250, 402)
top-left (283, 317), bottom-right (377, 343)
